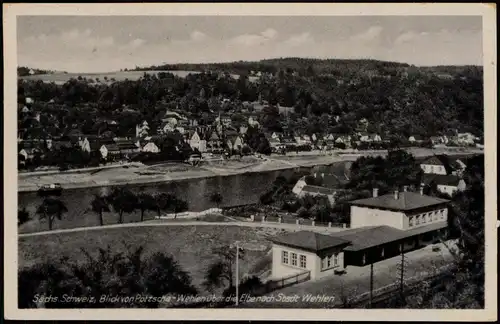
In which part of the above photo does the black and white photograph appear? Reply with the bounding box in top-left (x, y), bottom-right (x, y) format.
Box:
top-left (4, 3), bottom-right (497, 321)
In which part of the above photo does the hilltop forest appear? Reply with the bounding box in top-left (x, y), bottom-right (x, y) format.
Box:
top-left (18, 58), bottom-right (483, 140)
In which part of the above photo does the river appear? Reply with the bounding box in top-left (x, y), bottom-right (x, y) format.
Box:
top-left (18, 162), bottom-right (351, 234)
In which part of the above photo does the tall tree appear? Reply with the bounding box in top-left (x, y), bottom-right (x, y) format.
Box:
top-left (18, 207), bottom-right (30, 226)
top-left (108, 187), bottom-right (138, 224)
top-left (203, 245), bottom-right (244, 293)
top-left (89, 194), bottom-right (110, 226)
top-left (136, 192), bottom-right (156, 222)
top-left (36, 198), bottom-right (68, 230)
top-left (208, 192), bottom-right (223, 209)
top-left (19, 244), bottom-right (197, 308)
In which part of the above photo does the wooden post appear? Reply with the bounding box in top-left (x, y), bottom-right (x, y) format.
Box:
top-left (400, 250), bottom-right (405, 296)
top-left (369, 263), bottom-right (374, 308)
top-left (235, 243), bottom-right (239, 306)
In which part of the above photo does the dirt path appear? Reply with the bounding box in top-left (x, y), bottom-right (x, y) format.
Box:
top-left (18, 219), bottom-right (345, 238)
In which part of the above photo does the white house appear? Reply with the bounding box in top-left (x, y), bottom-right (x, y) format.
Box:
top-left (457, 133), bottom-right (476, 146)
top-left (141, 141), bottom-right (160, 153)
top-left (408, 135), bottom-right (424, 143)
top-left (348, 186), bottom-right (449, 230)
top-left (420, 155), bottom-right (450, 175)
top-left (226, 135), bottom-right (244, 151)
top-left (270, 231), bottom-right (350, 280)
top-left (136, 120), bottom-right (150, 138)
top-left (100, 144), bottom-right (120, 159)
top-left (79, 137), bottom-right (91, 153)
top-left (188, 131), bottom-right (207, 153)
top-left (422, 174), bottom-right (467, 197)
top-left (359, 133), bottom-right (382, 143)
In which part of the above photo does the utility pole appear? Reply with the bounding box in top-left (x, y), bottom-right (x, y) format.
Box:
top-left (396, 243), bottom-right (408, 297)
top-left (235, 242), bottom-right (239, 306)
top-left (369, 262), bottom-right (374, 308)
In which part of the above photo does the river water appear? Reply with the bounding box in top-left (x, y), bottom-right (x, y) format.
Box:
top-left (18, 162), bottom-right (351, 233)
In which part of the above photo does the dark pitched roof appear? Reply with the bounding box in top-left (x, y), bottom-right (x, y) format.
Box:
top-left (301, 185), bottom-right (336, 195)
top-left (270, 231), bottom-right (350, 252)
top-left (333, 226), bottom-right (408, 251)
top-left (331, 222), bottom-right (447, 252)
top-left (422, 174), bottom-right (462, 186)
top-left (348, 192), bottom-right (449, 211)
top-left (421, 154), bottom-right (455, 174)
top-left (117, 142), bottom-right (139, 150)
top-left (103, 143), bottom-right (120, 152)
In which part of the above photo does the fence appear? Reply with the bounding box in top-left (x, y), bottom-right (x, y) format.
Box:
top-left (258, 270), bottom-right (311, 294)
top-left (172, 271), bottom-right (311, 308)
top-left (155, 208), bottom-right (222, 219)
top-left (249, 214), bottom-right (346, 229)
top-left (346, 264), bottom-right (457, 308)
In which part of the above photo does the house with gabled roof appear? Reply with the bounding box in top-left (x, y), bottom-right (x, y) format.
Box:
top-left (187, 130), bottom-right (207, 153)
top-left (420, 154), bottom-right (454, 175)
top-left (422, 174), bottom-right (466, 197)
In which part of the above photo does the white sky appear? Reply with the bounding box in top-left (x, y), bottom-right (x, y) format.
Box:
top-left (17, 16), bottom-right (483, 73)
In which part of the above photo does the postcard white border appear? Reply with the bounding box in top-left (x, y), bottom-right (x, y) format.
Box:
top-left (3, 3), bottom-right (497, 321)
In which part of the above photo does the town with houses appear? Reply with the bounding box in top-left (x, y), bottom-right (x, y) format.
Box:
top-left (14, 13), bottom-right (488, 313)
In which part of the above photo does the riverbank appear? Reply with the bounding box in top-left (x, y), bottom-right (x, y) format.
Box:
top-left (18, 148), bottom-right (482, 193)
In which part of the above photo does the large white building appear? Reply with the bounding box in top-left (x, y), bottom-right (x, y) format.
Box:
top-left (269, 186), bottom-right (450, 281)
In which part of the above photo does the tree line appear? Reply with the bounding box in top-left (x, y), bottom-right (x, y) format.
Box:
top-left (18, 58), bottom-right (483, 144)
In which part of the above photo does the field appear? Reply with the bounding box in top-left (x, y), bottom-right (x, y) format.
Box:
top-left (19, 70), bottom-right (254, 84)
top-left (18, 225), bottom-right (285, 295)
top-left (19, 70), bottom-right (202, 84)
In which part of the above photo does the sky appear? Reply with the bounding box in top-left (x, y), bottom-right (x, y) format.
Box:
top-left (17, 16), bottom-right (483, 73)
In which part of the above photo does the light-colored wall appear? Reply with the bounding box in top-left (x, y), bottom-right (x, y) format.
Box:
top-left (436, 180), bottom-right (466, 196)
top-left (350, 205), bottom-right (405, 229)
top-left (100, 145), bottom-right (108, 158)
top-left (405, 207), bottom-right (448, 230)
top-left (292, 179), bottom-right (307, 196)
top-left (421, 164), bottom-right (447, 175)
top-left (316, 248), bottom-right (345, 279)
top-left (271, 244), bottom-right (317, 280)
top-left (143, 142), bottom-right (160, 153)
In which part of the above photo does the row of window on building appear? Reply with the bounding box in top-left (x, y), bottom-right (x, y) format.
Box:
top-left (409, 209), bottom-right (446, 227)
top-left (321, 253), bottom-right (339, 270)
top-left (281, 251), bottom-right (307, 269)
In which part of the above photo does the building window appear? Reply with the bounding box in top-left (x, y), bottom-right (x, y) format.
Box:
top-left (431, 166), bottom-right (434, 173)
top-left (416, 215), bottom-right (420, 225)
top-left (327, 255), bottom-right (332, 268)
top-left (422, 214), bottom-right (427, 223)
top-left (291, 253), bottom-right (297, 266)
top-left (427, 213), bottom-right (432, 222)
top-left (440, 209), bottom-right (445, 219)
top-left (299, 255), bottom-right (307, 268)
top-left (282, 251), bottom-right (289, 264)
top-left (321, 256), bottom-right (328, 270)
top-left (333, 254), bottom-right (338, 267)
top-left (409, 216), bottom-right (414, 227)
top-left (433, 211), bottom-right (438, 221)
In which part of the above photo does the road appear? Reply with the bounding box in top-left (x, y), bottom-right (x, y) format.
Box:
top-left (18, 218), bottom-right (345, 238)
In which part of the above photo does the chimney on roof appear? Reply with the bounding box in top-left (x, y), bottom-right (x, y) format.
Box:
top-left (420, 183), bottom-right (424, 195)
top-left (403, 185), bottom-right (408, 192)
top-left (373, 188), bottom-right (378, 198)
top-left (394, 190), bottom-right (399, 200)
